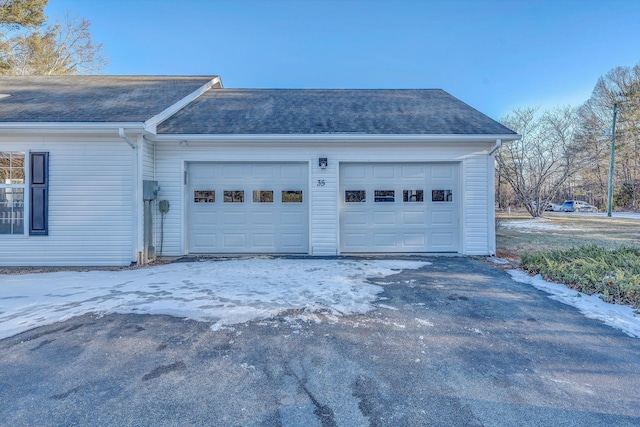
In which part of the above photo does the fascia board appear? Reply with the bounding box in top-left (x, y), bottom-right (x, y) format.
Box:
top-left (144, 76), bottom-right (222, 133)
top-left (147, 133), bottom-right (521, 143)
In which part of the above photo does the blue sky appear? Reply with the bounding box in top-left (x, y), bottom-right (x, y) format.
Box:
top-left (45, 0), bottom-right (640, 119)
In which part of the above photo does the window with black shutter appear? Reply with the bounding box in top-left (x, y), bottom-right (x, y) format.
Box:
top-left (30, 152), bottom-right (48, 235)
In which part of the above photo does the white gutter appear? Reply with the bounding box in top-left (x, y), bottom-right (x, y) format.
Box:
top-left (488, 138), bottom-right (502, 155)
top-left (144, 76), bottom-right (223, 133)
top-left (0, 122), bottom-right (146, 131)
top-left (146, 133), bottom-right (522, 143)
top-left (119, 127), bottom-right (136, 149)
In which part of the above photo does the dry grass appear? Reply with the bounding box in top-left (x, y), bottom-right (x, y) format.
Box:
top-left (497, 212), bottom-right (640, 309)
top-left (496, 212), bottom-right (640, 258)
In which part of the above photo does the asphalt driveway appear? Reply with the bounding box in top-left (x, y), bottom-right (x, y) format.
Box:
top-left (1, 257), bottom-right (639, 426)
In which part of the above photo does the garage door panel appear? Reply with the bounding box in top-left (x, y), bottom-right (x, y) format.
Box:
top-left (282, 233), bottom-right (305, 248)
top-left (403, 211), bottom-right (425, 225)
top-left (431, 165), bottom-right (455, 179)
top-left (374, 233), bottom-right (397, 246)
top-left (403, 234), bottom-right (426, 247)
top-left (253, 234), bottom-right (275, 248)
top-left (190, 168), bottom-right (215, 180)
top-left (191, 210), bottom-right (215, 226)
top-left (373, 211), bottom-right (396, 225)
top-left (340, 162), bottom-right (458, 253)
top-left (402, 165), bottom-right (426, 179)
top-left (342, 211), bottom-right (367, 225)
top-left (188, 162), bottom-right (308, 253)
top-left (372, 165), bottom-right (395, 178)
top-left (221, 164), bottom-right (246, 178)
top-left (280, 164), bottom-right (306, 179)
top-left (252, 211), bottom-right (275, 225)
top-left (251, 164), bottom-right (276, 178)
top-left (223, 211), bottom-right (246, 225)
top-left (431, 211), bottom-right (455, 226)
top-left (193, 234), bottom-right (216, 248)
top-left (282, 211), bottom-right (305, 225)
top-left (431, 232), bottom-right (455, 248)
top-left (223, 233), bottom-right (246, 248)
top-left (343, 165), bottom-right (367, 179)
top-left (342, 233), bottom-right (367, 247)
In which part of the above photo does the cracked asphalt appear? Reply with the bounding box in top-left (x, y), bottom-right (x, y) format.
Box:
top-left (1, 257), bottom-right (639, 426)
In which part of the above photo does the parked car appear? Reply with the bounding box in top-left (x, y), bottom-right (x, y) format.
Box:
top-left (544, 202), bottom-right (562, 212)
top-left (561, 200), bottom-right (598, 213)
top-left (531, 201), bottom-right (561, 212)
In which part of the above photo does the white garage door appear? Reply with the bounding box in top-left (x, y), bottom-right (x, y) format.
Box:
top-left (187, 162), bottom-right (308, 253)
top-left (340, 163), bottom-right (459, 252)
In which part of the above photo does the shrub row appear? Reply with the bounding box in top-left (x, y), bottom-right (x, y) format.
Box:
top-left (520, 245), bottom-right (640, 309)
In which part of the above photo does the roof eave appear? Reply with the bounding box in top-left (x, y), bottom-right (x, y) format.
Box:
top-left (0, 122), bottom-right (147, 134)
top-left (147, 133), bottom-right (521, 143)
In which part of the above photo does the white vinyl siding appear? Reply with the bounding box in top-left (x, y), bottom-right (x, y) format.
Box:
top-left (462, 155), bottom-right (492, 255)
top-left (310, 157), bottom-right (338, 255)
top-left (142, 137), bottom-right (155, 180)
top-left (0, 134), bottom-right (498, 266)
top-left (154, 140), bottom-right (495, 257)
top-left (0, 137), bottom-right (136, 266)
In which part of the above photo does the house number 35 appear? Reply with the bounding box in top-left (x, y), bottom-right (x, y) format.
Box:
top-left (317, 179), bottom-right (326, 187)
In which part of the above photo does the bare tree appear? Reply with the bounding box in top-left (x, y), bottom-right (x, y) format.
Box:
top-left (1, 2), bottom-right (106, 75)
top-left (9, 12), bottom-right (106, 75)
top-left (497, 106), bottom-right (581, 217)
top-left (576, 63), bottom-right (640, 210)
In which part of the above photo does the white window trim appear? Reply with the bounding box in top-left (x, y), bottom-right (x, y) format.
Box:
top-left (0, 151), bottom-right (28, 236)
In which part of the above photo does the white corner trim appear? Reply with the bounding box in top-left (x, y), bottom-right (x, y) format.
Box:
top-left (144, 76), bottom-right (222, 133)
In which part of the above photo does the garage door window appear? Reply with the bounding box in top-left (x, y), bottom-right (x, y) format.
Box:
top-left (374, 190), bottom-right (394, 202)
top-left (194, 190), bottom-right (215, 203)
top-left (253, 190), bottom-right (274, 203)
top-left (403, 190), bottom-right (424, 202)
top-left (282, 190), bottom-right (303, 203)
top-left (432, 189), bottom-right (453, 202)
top-left (345, 190), bottom-right (365, 203)
top-left (224, 190), bottom-right (244, 203)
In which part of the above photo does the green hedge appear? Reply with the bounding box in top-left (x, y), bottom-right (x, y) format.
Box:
top-left (520, 245), bottom-right (640, 308)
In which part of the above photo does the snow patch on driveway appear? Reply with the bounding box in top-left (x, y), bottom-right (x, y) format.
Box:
top-left (509, 270), bottom-right (640, 338)
top-left (0, 258), bottom-right (429, 340)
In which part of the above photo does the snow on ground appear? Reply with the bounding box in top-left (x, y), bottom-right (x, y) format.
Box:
top-left (500, 211), bottom-right (640, 232)
top-left (509, 270), bottom-right (640, 338)
top-left (499, 217), bottom-right (565, 231)
top-left (0, 258), bottom-right (429, 340)
top-left (581, 212), bottom-right (640, 220)
top-left (2, 257), bottom-right (638, 342)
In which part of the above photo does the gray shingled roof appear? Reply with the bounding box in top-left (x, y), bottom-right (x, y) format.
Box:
top-left (0, 75), bottom-right (215, 123)
top-left (157, 89), bottom-right (516, 135)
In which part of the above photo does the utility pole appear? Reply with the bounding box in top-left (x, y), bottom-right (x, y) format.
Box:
top-left (607, 102), bottom-right (618, 217)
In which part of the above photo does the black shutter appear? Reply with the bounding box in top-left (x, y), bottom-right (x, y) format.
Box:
top-left (30, 152), bottom-right (48, 236)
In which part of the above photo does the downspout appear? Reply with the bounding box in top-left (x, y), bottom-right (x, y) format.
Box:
top-left (487, 139), bottom-right (501, 256)
top-left (488, 138), bottom-right (502, 155)
top-left (119, 128), bottom-right (136, 149)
